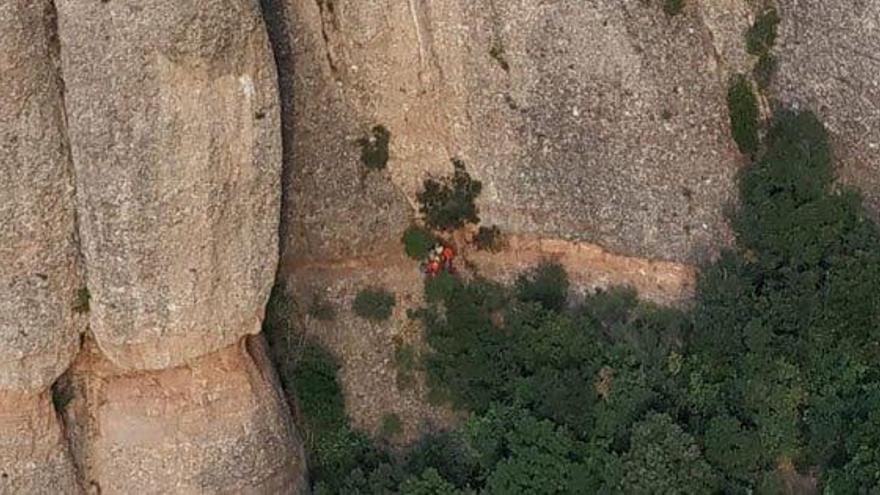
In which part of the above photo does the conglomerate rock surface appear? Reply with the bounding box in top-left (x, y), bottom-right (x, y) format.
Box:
top-left (274, 0), bottom-right (747, 265)
top-left (3, 0), bottom-right (880, 492)
top-left (1, 0), bottom-right (304, 493)
top-left (57, 0), bottom-right (283, 371)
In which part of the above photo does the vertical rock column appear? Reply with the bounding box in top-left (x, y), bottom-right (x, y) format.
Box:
top-left (0, 0), bottom-right (83, 492)
top-left (55, 0), bottom-right (305, 492)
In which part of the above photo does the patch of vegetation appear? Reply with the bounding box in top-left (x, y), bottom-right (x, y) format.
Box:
top-left (51, 375), bottom-right (74, 412)
top-left (72, 287), bottom-right (90, 314)
top-left (353, 287), bottom-right (396, 322)
top-left (663, 0), bottom-right (685, 16)
top-left (379, 413), bottom-right (403, 439)
top-left (727, 74), bottom-right (760, 155)
top-left (357, 125), bottom-right (391, 171)
top-left (393, 342), bottom-right (419, 390)
top-left (417, 159), bottom-right (483, 231)
top-left (401, 225), bottom-right (437, 260)
top-left (473, 225), bottom-right (504, 252)
top-left (489, 40), bottom-right (510, 72)
top-left (753, 52), bottom-right (777, 89)
top-left (514, 261), bottom-right (570, 312)
top-left (307, 292), bottom-right (336, 322)
top-left (746, 9), bottom-right (781, 56)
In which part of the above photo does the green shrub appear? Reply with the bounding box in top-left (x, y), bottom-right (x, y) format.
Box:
top-left (417, 159), bottom-right (483, 231)
top-left (72, 287), bottom-right (90, 314)
top-left (380, 413), bottom-right (404, 439)
top-left (474, 225), bottom-right (504, 252)
top-left (402, 225), bottom-right (436, 260)
top-left (51, 376), bottom-right (74, 412)
top-left (727, 74), bottom-right (760, 155)
top-left (753, 52), bottom-right (777, 89)
top-left (489, 40), bottom-right (510, 72)
top-left (746, 9), bottom-right (780, 55)
top-left (308, 293), bottom-right (336, 321)
top-left (514, 261), bottom-right (569, 312)
top-left (394, 343), bottom-right (419, 390)
top-left (353, 287), bottom-right (396, 321)
top-left (663, 0), bottom-right (684, 16)
top-left (293, 341), bottom-right (348, 435)
top-left (357, 125), bottom-right (391, 171)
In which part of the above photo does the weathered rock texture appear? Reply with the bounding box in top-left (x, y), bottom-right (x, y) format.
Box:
top-left (64, 337), bottom-right (306, 495)
top-left (275, 0), bottom-right (746, 265)
top-left (57, 0), bottom-right (282, 370)
top-left (0, 2), bottom-right (84, 490)
top-left (0, 0), bottom-right (83, 393)
top-left (0, 391), bottom-right (80, 494)
top-left (3, 0), bottom-right (304, 492)
top-left (773, 0), bottom-right (880, 212)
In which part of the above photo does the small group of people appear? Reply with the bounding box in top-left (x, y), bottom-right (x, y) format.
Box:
top-left (423, 244), bottom-right (455, 276)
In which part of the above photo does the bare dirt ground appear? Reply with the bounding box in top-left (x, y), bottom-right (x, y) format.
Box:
top-left (280, 232), bottom-right (697, 446)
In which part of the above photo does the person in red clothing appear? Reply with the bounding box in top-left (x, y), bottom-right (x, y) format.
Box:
top-left (441, 245), bottom-right (455, 271)
top-left (426, 259), bottom-right (442, 276)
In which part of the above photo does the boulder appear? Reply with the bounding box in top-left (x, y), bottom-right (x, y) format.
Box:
top-left (0, 391), bottom-right (81, 494)
top-left (64, 337), bottom-right (307, 494)
top-left (0, 0), bottom-right (84, 392)
top-left (56, 0), bottom-right (282, 370)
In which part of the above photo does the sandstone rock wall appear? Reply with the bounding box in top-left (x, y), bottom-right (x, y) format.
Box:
top-left (1, 0), bottom-right (304, 493)
top-left (275, 0), bottom-right (752, 265)
top-left (1, 1), bottom-right (83, 491)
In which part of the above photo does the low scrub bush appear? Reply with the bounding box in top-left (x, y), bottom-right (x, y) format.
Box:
top-left (401, 225), bottom-right (436, 260)
top-left (353, 287), bottom-right (396, 322)
top-left (727, 75), bottom-right (760, 155)
top-left (357, 125), bottom-right (391, 171)
top-left (474, 225), bottom-right (504, 252)
top-left (417, 159), bottom-right (482, 231)
top-left (746, 9), bottom-right (780, 56)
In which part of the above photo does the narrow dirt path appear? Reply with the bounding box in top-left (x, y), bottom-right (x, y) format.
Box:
top-left (282, 233), bottom-right (697, 305)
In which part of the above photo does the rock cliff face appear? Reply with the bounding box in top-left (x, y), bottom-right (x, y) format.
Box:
top-left (2, 0), bottom-right (880, 491)
top-left (274, 0), bottom-right (750, 265)
top-left (1, 0), bottom-right (304, 493)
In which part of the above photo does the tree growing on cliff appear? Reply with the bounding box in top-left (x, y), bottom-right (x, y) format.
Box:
top-left (417, 159), bottom-right (482, 231)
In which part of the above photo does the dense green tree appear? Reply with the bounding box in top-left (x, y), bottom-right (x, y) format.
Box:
top-left (620, 413), bottom-right (718, 494)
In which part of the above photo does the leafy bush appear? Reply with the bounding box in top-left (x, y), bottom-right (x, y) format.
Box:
top-left (727, 74), bottom-right (760, 155)
top-left (753, 52), bottom-right (777, 89)
top-left (293, 341), bottom-right (348, 435)
top-left (474, 225), bottom-right (504, 252)
top-left (417, 159), bottom-right (483, 231)
top-left (357, 125), bottom-right (391, 171)
top-left (401, 225), bottom-right (436, 260)
top-left (353, 287), bottom-right (396, 322)
top-left (515, 261), bottom-right (569, 312)
top-left (393, 342), bottom-right (419, 390)
top-left (663, 0), bottom-right (685, 16)
top-left (379, 413), bottom-right (403, 439)
top-left (72, 287), bottom-right (90, 314)
top-left (307, 292), bottom-right (336, 321)
top-left (746, 9), bottom-right (781, 56)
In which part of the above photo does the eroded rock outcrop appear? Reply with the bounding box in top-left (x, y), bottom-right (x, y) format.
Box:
top-left (275, 0), bottom-right (745, 265)
top-left (0, 391), bottom-right (80, 494)
top-left (1, 1), bottom-right (84, 491)
top-left (57, 0), bottom-right (282, 370)
top-left (63, 337), bottom-right (305, 494)
top-left (3, 0), bottom-right (304, 492)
